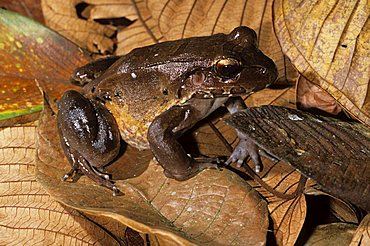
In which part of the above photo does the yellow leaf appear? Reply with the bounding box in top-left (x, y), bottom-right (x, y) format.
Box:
top-left (274, 0), bottom-right (370, 126)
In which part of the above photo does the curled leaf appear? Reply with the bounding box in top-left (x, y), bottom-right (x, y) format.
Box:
top-left (225, 106), bottom-right (370, 212)
top-left (304, 223), bottom-right (356, 246)
top-left (274, 0), bottom-right (370, 125)
top-left (296, 76), bottom-right (343, 115)
top-left (350, 214), bottom-right (370, 246)
top-left (41, 0), bottom-right (116, 54)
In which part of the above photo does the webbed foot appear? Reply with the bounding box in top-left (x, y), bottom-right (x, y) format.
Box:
top-left (60, 150), bottom-right (122, 196)
top-left (226, 131), bottom-right (278, 172)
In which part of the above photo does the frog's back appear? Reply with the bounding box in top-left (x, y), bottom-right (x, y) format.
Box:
top-left (119, 33), bottom-right (228, 72)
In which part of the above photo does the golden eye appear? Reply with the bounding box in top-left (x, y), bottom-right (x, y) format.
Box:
top-left (214, 58), bottom-right (241, 79)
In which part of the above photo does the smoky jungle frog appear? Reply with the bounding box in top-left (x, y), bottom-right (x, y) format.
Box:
top-left (57, 26), bottom-right (278, 195)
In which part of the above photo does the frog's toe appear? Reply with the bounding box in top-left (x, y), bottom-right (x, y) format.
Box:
top-left (226, 141), bottom-right (250, 166)
top-left (259, 149), bottom-right (279, 163)
top-left (91, 166), bottom-right (112, 181)
top-left (227, 137), bottom-right (267, 172)
top-left (61, 167), bottom-right (82, 182)
top-left (194, 161), bottom-right (220, 171)
top-left (163, 161), bottom-right (221, 181)
top-left (225, 150), bottom-right (248, 166)
top-left (112, 185), bottom-right (122, 196)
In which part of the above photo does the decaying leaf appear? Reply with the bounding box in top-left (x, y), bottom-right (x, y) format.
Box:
top-left (274, 0), bottom-right (370, 126)
top-left (305, 187), bottom-right (360, 224)
top-left (350, 214), bottom-right (370, 246)
top-left (245, 160), bottom-right (307, 246)
top-left (296, 76), bottom-right (343, 115)
top-left (0, 125), bottom-right (128, 245)
top-left (225, 105), bottom-right (370, 212)
top-left (0, 9), bottom-right (90, 125)
top-left (41, 0), bottom-right (117, 54)
top-left (36, 97), bottom-right (269, 245)
top-left (304, 223), bottom-right (357, 246)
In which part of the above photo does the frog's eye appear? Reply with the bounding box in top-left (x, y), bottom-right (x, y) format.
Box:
top-left (214, 58), bottom-right (242, 79)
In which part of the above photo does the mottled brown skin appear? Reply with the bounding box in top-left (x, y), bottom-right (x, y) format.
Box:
top-left (57, 26), bottom-right (278, 195)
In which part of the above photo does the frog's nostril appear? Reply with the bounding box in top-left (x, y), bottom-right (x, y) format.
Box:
top-left (251, 65), bottom-right (267, 75)
top-left (259, 67), bottom-right (267, 74)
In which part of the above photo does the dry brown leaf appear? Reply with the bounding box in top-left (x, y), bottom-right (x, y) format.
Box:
top-left (296, 76), bottom-right (343, 115)
top-left (244, 86), bottom-right (296, 108)
top-left (226, 105), bottom-right (370, 212)
top-left (274, 0), bottom-right (370, 126)
top-left (305, 188), bottom-right (360, 224)
top-left (249, 160), bottom-right (306, 246)
top-left (0, 124), bottom-right (128, 245)
top-left (350, 214), bottom-right (370, 246)
top-left (304, 223), bottom-right (357, 246)
top-left (36, 99), bottom-right (269, 245)
top-left (41, 0), bottom-right (116, 54)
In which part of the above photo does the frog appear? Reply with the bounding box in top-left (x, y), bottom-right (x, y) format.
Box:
top-left (57, 26), bottom-right (278, 195)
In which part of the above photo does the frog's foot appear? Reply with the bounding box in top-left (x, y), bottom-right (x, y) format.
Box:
top-left (61, 168), bottom-right (80, 182)
top-left (163, 160), bottom-right (220, 181)
top-left (226, 136), bottom-right (278, 173)
top-left (60, 148), bottom-right (121, 196)
top-left (78, 157), bottom-right (121, 196)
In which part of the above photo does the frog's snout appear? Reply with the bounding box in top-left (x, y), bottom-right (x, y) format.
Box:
top-left (253, 55), bottom-right (278, 86)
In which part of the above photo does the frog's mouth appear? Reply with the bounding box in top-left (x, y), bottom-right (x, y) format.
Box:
top-left (191, 85), bottom-right (255, 98)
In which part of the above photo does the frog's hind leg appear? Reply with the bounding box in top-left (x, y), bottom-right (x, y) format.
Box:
top-left (61, 143), bottom-right (120, 195)
top-left (57, 90), bottom-right (121, 195)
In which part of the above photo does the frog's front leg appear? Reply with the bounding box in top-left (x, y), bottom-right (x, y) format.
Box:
top-left (70, 56), bottom-right (121, 86)
top-left (57, 90), bottom-right (121, 195)
top-left (225, 97), bottom-right (277, 172)
top-left (148, 105), bottom-right (219, 181)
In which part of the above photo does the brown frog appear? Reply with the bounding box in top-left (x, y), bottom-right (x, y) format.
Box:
top-left (57, 26), bottom-right (278, 195)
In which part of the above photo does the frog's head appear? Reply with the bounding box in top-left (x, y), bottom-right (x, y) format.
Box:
top-left (178, 26), bottom-right (278, 99)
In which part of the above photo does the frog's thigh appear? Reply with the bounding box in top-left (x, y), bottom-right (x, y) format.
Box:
top-left (57, 90), bottom-right (121, 190)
